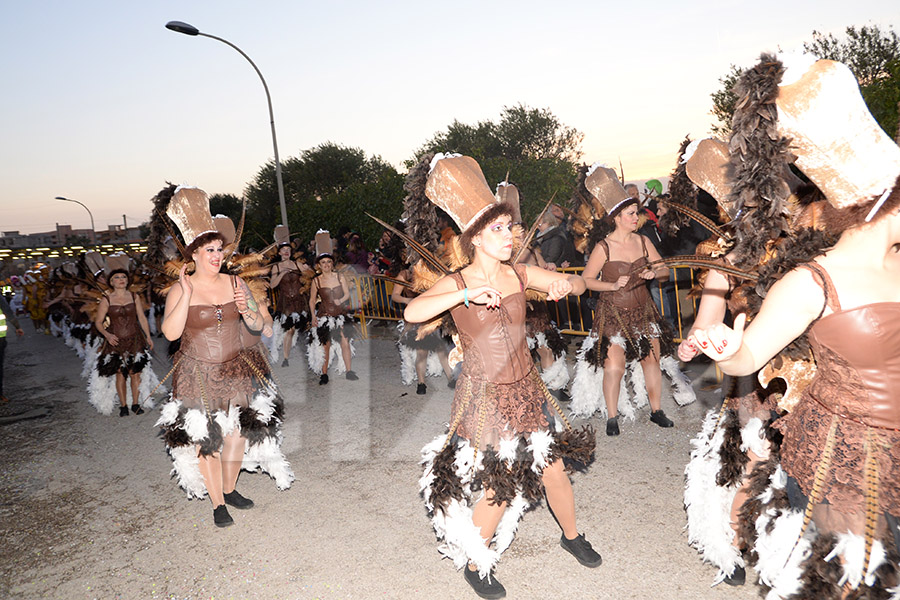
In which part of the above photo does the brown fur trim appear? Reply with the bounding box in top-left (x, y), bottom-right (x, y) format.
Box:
top-left (716, 407), bottom-right (749, 487)
top-left (551, 426), bottom-right (596, 471)
top-left (184, 231), bottom-right (227, 259)
top-left (795, 533), bottom-right (844, 600)
top-left (660, 136), bottom-right (697, 237)
top-left (429, 442), bottom-right (465, 515)
top-left (728, 54), bottom-right (794, 269)
top-left (402, 153), bottom-right (441, 266)
top-left (818, 173), bottom-right (900, 234)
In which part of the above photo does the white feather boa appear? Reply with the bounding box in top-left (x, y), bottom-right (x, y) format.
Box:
top-left (420, 431), bottom-right (557, 578)
top-left (306, 315), bottom-right (355, 375)
top-left (155, 392), bottom-right (294, 499)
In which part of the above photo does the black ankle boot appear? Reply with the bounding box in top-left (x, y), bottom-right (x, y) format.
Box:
top-left (213, 505), bottom-right (234, 527)
top-left (131, 404), bottom-right (144, 415)
top-left (319, 373), bottom-right (329, 385)
top-left (650, 409), bottom-right (674, 428)
top-left (119, 405), bottom-right (129, 417)
top-left (223, 490), bottom-right (254, 509)
top-left (724, 565), bottom-right (745, 586)
top-left (606, 416), bottom-right (619, 436)
top-left (463, 567), bottom-right (506, 599)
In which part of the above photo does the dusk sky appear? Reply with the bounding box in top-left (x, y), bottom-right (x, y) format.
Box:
top-left (1, 1), bottom-right (896, 234)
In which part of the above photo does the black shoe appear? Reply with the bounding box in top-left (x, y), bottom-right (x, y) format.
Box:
top-left (448, 377), bottom-right (457, 389)
top-left (724, 565), bottom-right (745, 586)
top-left (463, 567), bottom-right (506, 599)
top-left (119, 405), bottom-right (129, 417)
top-left (281, 359), bottom-right (289, 367)
top-left (606, 416), bottom-right (619, 436)
top-left (346, 370), bottom-right (359, 381)
top-left (319, 373), bottom-right (329, 385)
top-left (560, 533), bottom-right (603, 567)
top-left (213, 505), bottom-right (234, 527)
top-left (416, 383), bottom-right (427, 395)
top-left (223, 490), bottom-right (255, 510)
top-left (650, 409), bottom-right (674, 428)
top-left (131, 404), bottom-right (144, 415)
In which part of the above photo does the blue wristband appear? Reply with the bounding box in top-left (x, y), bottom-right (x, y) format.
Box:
top-left (463, 287), bottom-right (469, 307)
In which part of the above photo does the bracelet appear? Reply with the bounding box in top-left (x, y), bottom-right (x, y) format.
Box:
top-left (463, 287), bottom-right (469, 307)
top-left (238, 309), bottom-right (249, 315)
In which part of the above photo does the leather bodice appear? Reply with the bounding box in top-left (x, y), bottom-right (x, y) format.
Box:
top-left (180, 301), bottom-right (243, 363)
top-left (316, 279), bottom-right (347, 317)
top-left (450, 265), bottom-right (533, 384)
top-left (107, 302), bottom-right (139, 339)
top-left (807, 303), bottom-right (900, 429)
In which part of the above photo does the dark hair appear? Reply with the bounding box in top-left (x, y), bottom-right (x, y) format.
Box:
top-left (587, 199), bottom-right (641, 253)
top-left (315, 253), bottom-right (334, 265)
top-left (184, 231), bottom-right (226, 258)
top-left (107, 268), bottom-right (129, 283)
top-left (459, 202), bottom-right (516, 261)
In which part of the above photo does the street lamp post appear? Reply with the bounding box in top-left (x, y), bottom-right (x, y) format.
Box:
top-left (165, 20), bottom-right (289, 233)
top-left (55, 196), bottom-right (96, 244)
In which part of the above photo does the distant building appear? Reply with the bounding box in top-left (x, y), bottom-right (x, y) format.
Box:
top-left (0, 223), bottom-right (144, 249)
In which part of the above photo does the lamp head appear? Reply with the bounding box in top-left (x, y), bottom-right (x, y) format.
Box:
top-left (165, 21), bottom-right (200, 36)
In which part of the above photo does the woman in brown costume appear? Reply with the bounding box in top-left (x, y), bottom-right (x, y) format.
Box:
top-left (269, 241), bottom-right (311, 367)
top-left (571, 165), bottom-right (687, 436)
top-left (409, 154), bottom-right (599, 600)
top-left (155, 187), bottom-right (293, 527)
top-left (92, 267), bottom-right (155, 416)
top-left (308, 233), bottom-right (356, 385)
top-left (691, 56), bottom-right (900, 597)
top-left (391, 267), bottom-right (454, 395)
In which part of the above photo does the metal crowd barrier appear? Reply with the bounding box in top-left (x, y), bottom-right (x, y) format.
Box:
top-left (350, 267), bottom-right (699, 342)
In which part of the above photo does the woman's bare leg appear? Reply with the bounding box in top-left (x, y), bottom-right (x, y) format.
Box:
top-left (537, 345), bottom-right (554, 370)
top-left (221, 430), bottom-right (246, 494)
top-left (197, 449), bottom-right (225, 507)
top-left (322, 340), bottom-right (331, 375)
top-left (640, 338), bottom-right (663, 412)
top-left (115, 372), bottom-right (127, 407)
top-left (602, 344), bottom-right (626, 418)
top-left (543, 459), bottom-right (577, 539)
top-left (340, 333), bottom-right (352, 371)
top-left (283, 329), bottom-right (294, 361)
top-left (415, 348), bottom-right (427, 384)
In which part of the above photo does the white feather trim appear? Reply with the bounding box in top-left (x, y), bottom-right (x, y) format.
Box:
top-left (527, 430), bottom-right (554, 474)
top-left (570, 336), bottom-right (605, 417)
top-left (540, 353), bottom-right (570, 390)
top-left (86, 370), bottom-right (118, 416)
top-left (683, 409), bottom-right (742, 579)
top-left (739, 417), bottom-right (769, 458)
top-left (755, 509), bottom-right (809, 598)
top-left (660, 355), bottom-right (697, 406)
top-left (183, 409), bottom-right (210, 442)
top-left (155, 399), bottom-right (182, 427)
top-left (242, 435), bottom-right (295, 490)
top-left (493, 493), bottom-right (529, 555)
top-left (168, 445), bottom-right (207, 499)
top-left (628, 361), bottom-right (649, 412)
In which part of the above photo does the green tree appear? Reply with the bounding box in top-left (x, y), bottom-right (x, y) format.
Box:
top-left (244, 142), bottom-right (404, 250)
top-left (709, 25), bottom-right (900, 138)
top-left (411, 104), bottom-right (583, 223)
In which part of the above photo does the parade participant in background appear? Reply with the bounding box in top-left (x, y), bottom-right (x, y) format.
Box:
top-left (1, 292), bottom-right (25, 403)
top-left (405, 153), bottom-right (599, 599)
top-left (570, 164), bottom-right (695, 435)
top-left (391, 266), bottom-right (455, 395)
top-left (690, 54), bottom-right (900, 598)
top-left (268, 225), bottom-right (312, 366)
top-left (155, 186), bottom-right (293, 527)
top-left (307, 231), bottom-right (356, 384)
top-left (90, 253), bottom-right (158, 416)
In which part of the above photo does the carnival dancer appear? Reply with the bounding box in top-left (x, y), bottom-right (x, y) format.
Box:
top-left (90, 253), bottom-right (159, 416)
top-left (155, 186), bottom-right (293, 527)
top-left (269, 225), bottom-right (312, 367)
top-left (307, 231), bottom-right (356, 384)
top-left (691, 54), bottom-right (900, 598)
top-left (407, 154), bottom-right (599, 599)
top-left (569, 165), bottom-right (694, 435)
top-left (391, 266), bottom-right (454, 394)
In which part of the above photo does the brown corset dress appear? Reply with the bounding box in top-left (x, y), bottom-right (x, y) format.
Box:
top-left (171, 301), bottom-right (258, 413)
top-left (273, 262), bottom-right (308, 316)
top-left (777, 263), bottom-right (900, 525)
top-left (589, 237), bottom-right (673, 362)
top-left (315, 279), bottom-right (348, 317)
top-left (447, 264), bottom-right (560, 450)
top-left (97, 298), bottom-right (149, 375)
